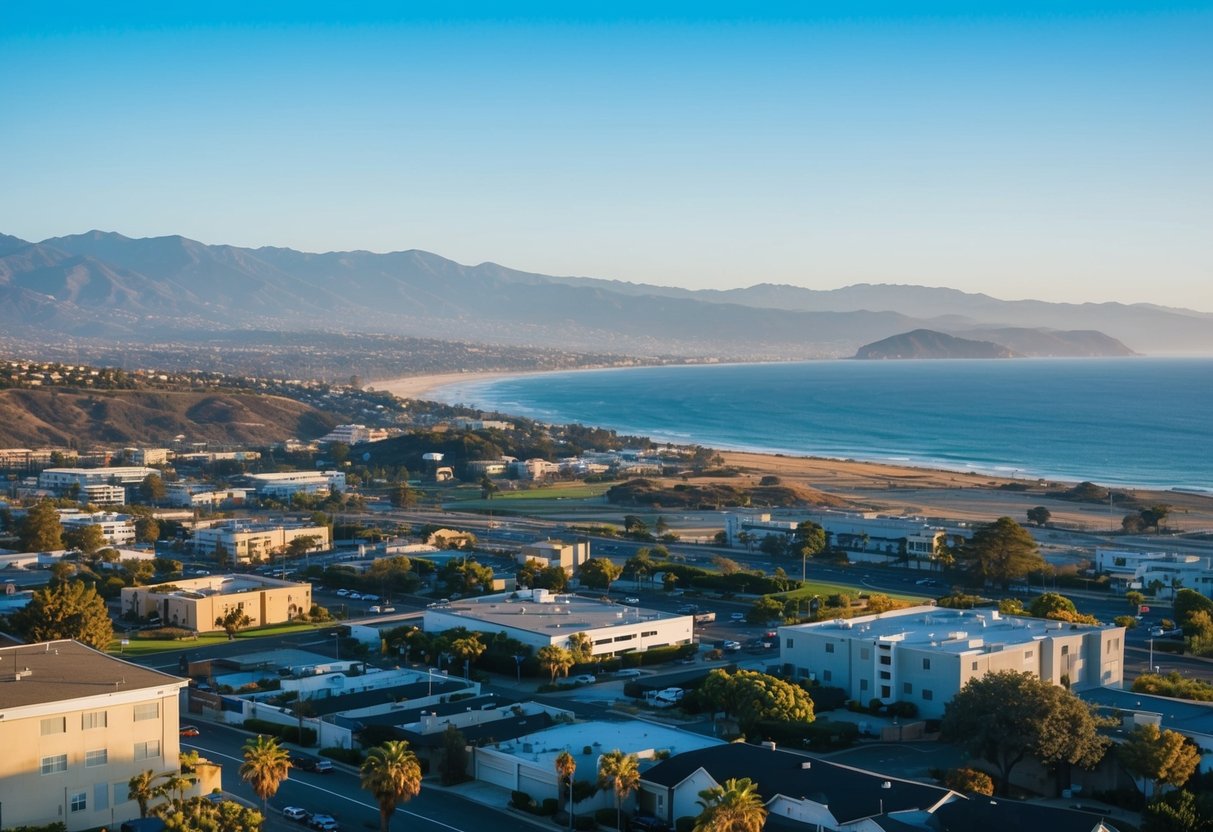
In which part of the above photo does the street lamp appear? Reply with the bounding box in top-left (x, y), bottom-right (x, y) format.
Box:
top-left (332, 632), bottom-right (341, 662)
top-left (514, 654), bottom-right (527, 683)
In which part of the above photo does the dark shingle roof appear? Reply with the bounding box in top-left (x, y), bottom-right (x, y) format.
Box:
top-left (0, 640), bottom-right (186, 709)
top-left (304, 679), bottom-right (467, 716)
top-left (641, 743), bottom-right (953, 825)
top-left (932, 798), bottom-right (1120, 832)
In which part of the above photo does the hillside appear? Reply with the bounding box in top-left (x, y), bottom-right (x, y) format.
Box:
top-left (1, 230), bottom-right (1209, 356)
top-left (854, 330), bottom-right (1016, 360)
top-left (0, 388), bottom-right (338, 447)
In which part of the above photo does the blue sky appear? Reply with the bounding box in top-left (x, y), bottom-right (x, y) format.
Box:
top-left (2, 2), bottom-right (1210, 309)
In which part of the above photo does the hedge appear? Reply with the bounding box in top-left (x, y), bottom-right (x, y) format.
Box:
top-left (803, 685), bottom-right (847, 712)
top-left (244, 718), bottom-right (317, 746)
top-left (753, 719), bottom-right (859, 751)
top-left (320, 746), bottom-right (364, 765)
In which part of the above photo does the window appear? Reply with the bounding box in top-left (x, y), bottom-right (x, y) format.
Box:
top-left (923, 689), bottom-right (934, 701)
top-left (903, 682), bottom-right (913, 695)
top-left (41, 754), bottom-right (68, 774)
top-left (879, 655), bottom-right (891, 666)
top-left (134, 740), bottom-right (161, 761)
top-left (133, 702), bottom-right (159, 722)
top-left (879, 670), bottom-right (891, 680)
top-left (1061, 645), bottom-right (1070, 656)
top-left (825, 643), bottom-right (834, 654)
top-left (613, 634), bottom-right (635, 642)
top-left (881, 685), bottom-right (891, 698)
top-left (822, 670), bottom-right (832, 682)
top-left (786, 638), bottom-right (794, 649)
top-left (94, 782), bottom-right (110, 811)
top-left (1025, 649), bottom-right (1034, 659)
top-left (41, 716), bottom-right (66, 735)
top-left (860, 679), bottom-right (869, 691)
top-left (82, 710), bottom-right (107, 730)
top-left (70, 791), bottom-right (87, 812)
top-left (641, 630), bottom-right (657, 638)
top-left (971, 661), bottom-right (978, 671)
top-left (86, 749), bottom-right (108, 767)
top-left (922, 658), bottom-right (931, 670)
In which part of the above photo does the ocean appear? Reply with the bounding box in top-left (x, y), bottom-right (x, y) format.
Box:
top-left (428, 357), bottom-right (1213, 491)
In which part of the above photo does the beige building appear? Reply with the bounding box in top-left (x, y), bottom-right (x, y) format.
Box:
top-left (192, 519), bottom-right (330, 563)
top-left (0, 639), bottom-right (191, 830)
top-left (121, 574), bottom-right (312, 632)
top-left (780, 605), bottom-right (1125, 719)
top-left (516, 539), bottom-right (590, 573)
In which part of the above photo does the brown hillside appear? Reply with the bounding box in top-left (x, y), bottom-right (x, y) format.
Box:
top-left (0, 388), bottom-right (337, 447)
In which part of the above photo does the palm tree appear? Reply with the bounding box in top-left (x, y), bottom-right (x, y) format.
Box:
top-left (693, 777), bottom-right (767, 832)
top-left (538, 644), bottom-right (574, 683)
top-left (598, 750), bottom-right (641, 830)
top-left (156, 771), bottom-right (195, 808)
top-left (239, 734), bottom-right (291, 813)
top-left (360, 740), bottom-right (423, 832)
top-left (555, 750), bottom-right (577, 832)
top-left (449, 635), bottom-right (486, 678)
top-left (129, 769), bottom-right (160, 817)
top-left (567, 632), bottom-right (593, 663)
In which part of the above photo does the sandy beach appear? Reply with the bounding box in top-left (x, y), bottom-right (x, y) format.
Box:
top-left (372, 370), bottom-right (1213, 531)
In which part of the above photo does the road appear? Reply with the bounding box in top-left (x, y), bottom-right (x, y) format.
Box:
top-left (185, 722), bottom-right (537, 832)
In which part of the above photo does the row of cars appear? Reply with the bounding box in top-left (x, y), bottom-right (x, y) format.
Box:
top-left (283, 807), bottom-right (340, 831)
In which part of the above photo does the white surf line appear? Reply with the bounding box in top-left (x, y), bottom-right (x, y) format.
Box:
top-left (184, 742), bottom-right (467, 832)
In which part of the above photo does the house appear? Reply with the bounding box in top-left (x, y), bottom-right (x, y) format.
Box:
top-left (0, 639), bottom-right (203, 830)
top-left (516, 539), bottom-right (591, 573)
top-left (779, 606), bottom-right (1125, 719)
top-left (121, 573), bottom-right (312, 631)
top-left (638, 742), bottom-right (957, 830)
top-left (424, 588), bottom-right (692, 657)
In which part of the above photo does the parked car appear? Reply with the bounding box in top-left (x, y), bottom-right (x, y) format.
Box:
top-left (1150, 626), bottom-right (1183, 638)
top-left (562, 674), bottom-right (597, 686)
top-left (722, 640), bottom-right (742, 652)
top-left (615, 668), bottom-right (642, 678)
top-left (309, 814), bottom-right (339, 831)
top-left (729, 612), bottom-right (746, 621)
top-left (335, 589), bottom-right (350, 597)
top-left (312, 759), bottom-right (334, 773)
top-left (623, 597), bottom-right (640, 605)
top-left (347, 592), bottom-right (363, 600)
top-left (283, 808), bottom-right (310, 822)
top-left (179, 725), bottom-right (200, 737)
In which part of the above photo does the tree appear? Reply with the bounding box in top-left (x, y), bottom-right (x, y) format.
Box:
top-left (449, 635), bottom-right (486, 677)
top-left (625, 548), bottom-right (653, 589)
top-left (140, 473), bottom-right (167, 505)
top-left (439, 725), bottom-right (469, 785)
top-left (286, 534), bottom-right (322, 558)
top-left (360, 740), bottom-right (423, 832)
top-left (1028, 592), bottom-right (1100, 624)
top-left (748, 595), bottom-right (786, 624)
top-left (555, 750), bottom-right (577, 832)
top-left (11, 579), bottom-right (113, 650)
top-left (154, 796), bottom-right (264, 832)
top-left (567, 631), bottom-right (593, 663)
top-left (943, 767), bottom-right (994, 796)
top-left (129, 769), bottom-right (161, 818)
top-left (959, 517), bottom-right (1045, 588)
top-left (388, 481), bottom-right (416, 508)
top-left (759, 534), bottom-right (786, 558)
top-left (941, 670), bottom-right (1107, 795)
top-left (215, 607), bottom-right (252, 640)
top-left (1174, 589), bottom-right (1213, 632)
top-left (598, 750), bottom-right (641, 832)
top-left (135, 516), bottom-right (161, 544)
top-left (239, 734), bottom-right (291, 813)
top-left (699, 669), bottom-right (814, 732)
top-left (538, 644), bottom-right (574, 683)
top-left (1026, 506), bottom-right (1052, 527)
top-left (479, 475), bottom-right (499, 500)
top-left (1141, 504), bottom-right (1172, 533)
top-left (213, 541), bottom-right (232, 569)
top-left (1119, 723), bottom-right (1200, 796)
top-left (18, 499), bottom-right (63, 552)
top-left (579, 557), bottom-right (623, 593)
top-left (64, 523), bottom-right (107, 556)
top-left (1142, 789), bottom-right (1213, 832)
top-left (1127, 590), bottom-right (1146, 611)
top-left (693, 777), bottom-right (767, 832)
top-left (711, 555), bottom-right (742, 575)
top-left (1123, 514), bottom-right (1147, 534)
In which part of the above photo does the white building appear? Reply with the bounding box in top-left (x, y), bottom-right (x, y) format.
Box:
top-left (122, 448), bottom-right (170, 466)
top-left (725, 511), bottom-right (951, 563)
top-left (424, 588), bottom-right (693, 658)
top-left (779, 605), bottom-right (1125, 719)
top-left (1095, 548), bottom-right (1213, 597)
top-left (516, 539), bottom-right (591, 574)
top-left (317, 424), bottom-right (390, 445)
top-left (38, 467), bottom-right (158, 500)
top-left (164, 481), bottom-right (254, 509)
top-left (247, 470), bottom-right (346, 498)
top-left (59, 511), bottom-right (137, 546)
top-left (192, 519), bottom-right (331, 563)
top-left (509, 458), bottom-right (561, 481)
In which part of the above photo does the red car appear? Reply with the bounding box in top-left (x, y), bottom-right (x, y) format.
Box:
top-left (180, 725), bottom-right (201, 737)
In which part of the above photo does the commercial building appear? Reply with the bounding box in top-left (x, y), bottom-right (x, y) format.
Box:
top-left (424, 588), bottom-right (693, 657)
top-left (317, 424), bottom-right (390, 445)
top-left (0, 639), bottom-right (191, 830)
top-left (724, 511), bottom-right (953, 564)
top-left (515, 539), bottom-right (591, 573)
top-left (38, 467), bottom-right (158, 500)
top-left (779, 605), bottom-right (1125, 719)
top-left (121, 574), bottom-right (312, 631)
top-left (59, 510), bottom-right (137, 546)
top-left (1095, 548), bottom-right (1213, 598)
top-left (246, 470), bottom-right (346, 498)
top-left (122, 448), bottom-right (170, 466)
top-left (164, 481), bottom-right (254, 509)
top-left (191, 518), bottom-right (330, 563)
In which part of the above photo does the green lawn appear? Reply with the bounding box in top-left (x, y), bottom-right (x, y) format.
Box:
top-left (446, 483), bottom-right (613, 504)
top-left (772, 582), bottom-right (927, 604)
top-left (109, 620), bottom-right (324, 657)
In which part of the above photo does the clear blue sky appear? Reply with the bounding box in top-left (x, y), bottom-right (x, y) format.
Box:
top-left (2, 2), bottom-right (1210, 309)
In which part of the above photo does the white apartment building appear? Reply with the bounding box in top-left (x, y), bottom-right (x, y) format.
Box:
top-left (1095, 548), bottom-right (1213, 597)
top-left (424, 588), bottom-right (693, 657)
top-left (779, 605), bottom-right (1125, 719)
top-left (164, 481), bottom-right (253, 509)
top-left (247, 470), bottom-right (346, 498)
top-left (59, 511), bottom-right (137, 546)
top-left (317, 424), bottom-right (390, 445)
top-left (80, 483), bottom-right (127, 506)
top-left (516, 539), bottom-right (591, 573)
top-left (192, 519), bottom-right (331, 563)
top-left (0, 640), bottom-right (192, 830)
top-left (38, 467), bottom-right (158, 499)
top-left (509, 458), bottom-right (560, 480)
top-left (724, 511), bottom-right (950, 562)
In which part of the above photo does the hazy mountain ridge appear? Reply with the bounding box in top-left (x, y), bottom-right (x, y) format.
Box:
top-left (1, 230), bottom-right (1209, 356)
top-left (855, 330), bottom-right (1017, 360)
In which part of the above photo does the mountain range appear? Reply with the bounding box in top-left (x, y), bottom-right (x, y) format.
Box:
top-left (2, 230), bottom-right (1210, 358)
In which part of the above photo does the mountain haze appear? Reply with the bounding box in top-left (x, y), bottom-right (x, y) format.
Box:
top-left (2, 230), bottom-right (1209, 357)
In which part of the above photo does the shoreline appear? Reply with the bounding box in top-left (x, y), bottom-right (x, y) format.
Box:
top-left (370, 369), bottom-right (554, 400)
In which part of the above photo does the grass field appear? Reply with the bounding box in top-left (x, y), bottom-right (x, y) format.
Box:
top-left (446, 482), bottom-right (613, 504)
top-left (772, 582), bottom-right (927, 604)
top-left (109, 621), bottom-right (323, 657)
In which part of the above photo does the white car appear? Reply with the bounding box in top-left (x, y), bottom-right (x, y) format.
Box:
top-left (616, 668), bottom-right (642, 678)
top-left (283, 807), bottom-right (310, 822)
top-left (730, 612), bottom-right (746, 621)
top-left (623, 597), bottom-right (640, 605)
top-left (563, 674), bottom-right (597, 686)
top-left (347, 592), bottom-right (363, 600)
top-left (723, 640), bottom-right (742, 651)
top-left (335, 589), bottom-right (350, 597)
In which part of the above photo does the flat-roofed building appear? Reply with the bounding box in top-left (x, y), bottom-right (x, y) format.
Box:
top-left (516, 539), bottom-right (591, 573)
top-left (424, 588), bottom-right (692, 657)
top-left (779, 605), bottom-right (1125, 719)
top-left (0, 639), bottom-right (191, 830)
top-left (59, 510), bottom-right (137, 545)
top-left (38, 467), bottom-right (157, 500)
top-left (246, 470), bottom-right (346, 498)
top-left (192, 518), bottom-right (330, 563)
top-left (121, 574), bottom-right (312, 631)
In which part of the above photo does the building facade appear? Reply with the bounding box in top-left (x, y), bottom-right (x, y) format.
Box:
top-left (0, 640), bottom-right (190, 830)
top-left (192, 519), bottom-right (330, 563)
top-left (516, 539), bottom-right (591, 573)
top-left (121, 574), bottom-right (312, 631)
top-left (246, 470), bottom-right (347, 498)
top-left (779, 606), bottom-right (1125, 719)
top-left (38, 467), bottom-right (158, 500)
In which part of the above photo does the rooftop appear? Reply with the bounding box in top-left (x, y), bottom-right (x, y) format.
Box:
top-left (489, 719), bottom-right (722, 769)
top-left (0, 639), bottom-right (186, 710)
top-left (427, 589), bottom-right (683, 635)
top-left (782, 605), bottom-right (1119, 654)
top-left (138, 573), bottom-right (308, 598)
top-left (303, 679), bottom-right (469, 716)
top-left (1080, 687), bottom-right (1213, 738)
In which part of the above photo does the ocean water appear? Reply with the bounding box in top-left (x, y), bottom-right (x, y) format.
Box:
top-left (430, 358), bottom-right (1213, 490)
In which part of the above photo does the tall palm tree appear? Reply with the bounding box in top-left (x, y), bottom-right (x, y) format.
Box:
top-left (239, 734), bottom-right (291, 813)
top-left (537, 644), bottom-right (574, 683)
top-left (157, 771), bottom-right (195, 806)
top-left (128, 769), bottom-right (160, 818)
top-left (450, 635), bottom-right (486, 678)
top-left (693, 777), bottom-right (767, 832)
top-left (598, 750), bottom-right (641, 830)
top-left (555, 750), bottom-right (577, 832)
top-left (360, 740), bottom-right (423, 832)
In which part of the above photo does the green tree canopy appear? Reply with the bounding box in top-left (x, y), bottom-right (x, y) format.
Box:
top-left (1119, 723), bottom-right (1200, 796)
top-left (693, 777), bottom-right (767, 832)
top-left (578, 557), bottom-right (623, 592)
top-left (215, 607), bottom-right (252, 640)
top-left (1174, 589), bottom-right (1213, 632)
top-left (1026, 506), bottom-right (1052, 527)
top-left (135, 516), bottom-right (161, 544)
top-left (239, 734), bottom-right (291, 813)
top-left (18, 499), bottom-right (63, 552)
top-left (65, 523), bottom-right (107, 555)
top-left (11, 579), bottom-right (113, 650)
top-left (700, 669), bottom-right (814, 732)
top-left (360, 740), bottom-right (423, 832)
top-left (940, 670), bottom-right (1108, 795)
top-left (537, 644), bottom-right (574, 683)
top-left (959, 517), bottom-right (1044, 588)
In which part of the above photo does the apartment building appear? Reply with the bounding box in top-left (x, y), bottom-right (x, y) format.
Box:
top-left (192, 519), bottom-right (330, 563)
top-left (780, 606), bottom-right (1125, 719)
top-left (59, 510), bottom-right (137, 546)
top-left (121, 574), bottom-right (312, 631)
top-left (0, 640), bottom-right (189, 830)
top-left (515, 539), bottom-right (591, 573)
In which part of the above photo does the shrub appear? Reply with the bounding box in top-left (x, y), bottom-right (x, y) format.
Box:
top-left (243, 718), bottom-right (317, 746)
top-left (574, 816), bottom-right (598, 831)
top-left (675, 817), bottom-right (696, 832)
top-left (510, 790), bottom-right (534, 811)
top-left (888, 701), bottom-right (919, 719)
top-left (754, 718), bottom-right (859, 751)
top-left (943, 767), bottom-right (994, 796)
top-left (142, 626), bottom-right (196, 641)
top-left (596, 808), bottom-right (619, 827)
top-left (541, 798), bottom-right (559, 816)
top-left (804, 685), bottom-right (847, 712)
top-left (319, 746), bottom-right (363, 765)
